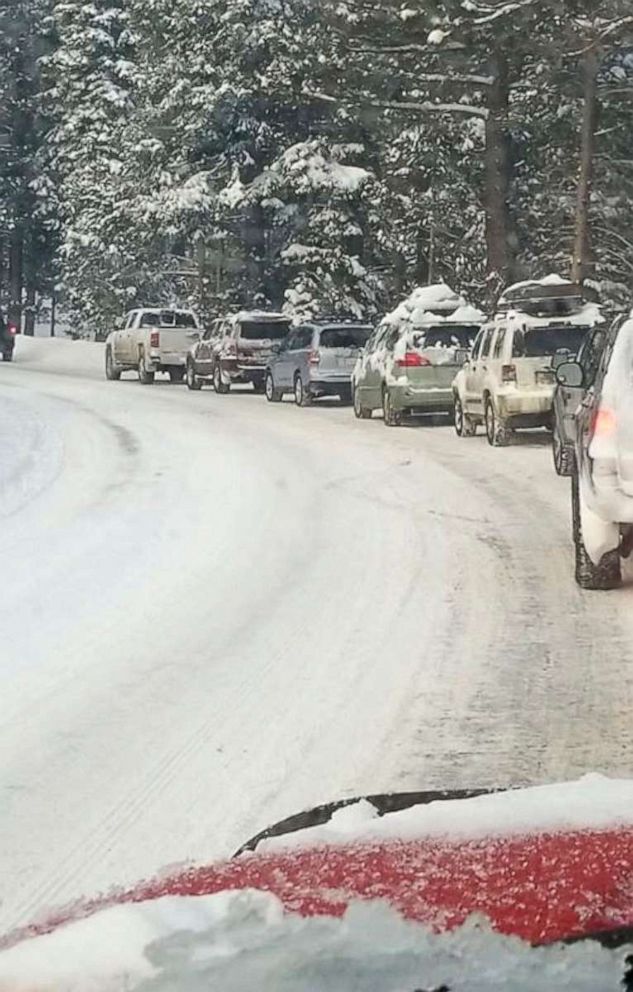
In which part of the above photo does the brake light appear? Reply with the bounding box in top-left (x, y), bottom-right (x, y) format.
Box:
top-left (7, 322), bottom-right (17, 336)
top-left (150, 331), bottom-right (160, 347)
top-left (592, 407), bottom-right (617, 437)
top-left (502, 364), bottom-right (517, 383)
top-left (397, 352), bottom-right (430, 368)
top-left (309, 349), bottom-right (321, 366)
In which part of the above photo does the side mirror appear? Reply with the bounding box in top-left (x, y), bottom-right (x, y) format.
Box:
top-left (555, 361), bottom-right (584, 388)
top-left (187, 330), bottom-right (201, 341)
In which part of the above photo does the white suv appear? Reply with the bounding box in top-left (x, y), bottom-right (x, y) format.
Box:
top-left (452, 278), bottom-right (602, 446)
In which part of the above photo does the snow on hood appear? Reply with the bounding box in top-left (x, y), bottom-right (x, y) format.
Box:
top-left (0, 889), bottom-right (625, 992)
top-left (257, 774), bottom-right (633, 853)
top-left (385, 284), bottom-right (484, 329)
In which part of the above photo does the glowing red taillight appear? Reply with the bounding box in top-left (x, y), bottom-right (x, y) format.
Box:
top-left (150, 331), bottom-right (160, 347)
top-left (397, 352), bottom-right (430, 368)
top-left (592, 407), bottom-right (617, 437)
top-left (7, 323), bottom-right (17, 336)
top-left (309, 349), bottom-right (321, 366)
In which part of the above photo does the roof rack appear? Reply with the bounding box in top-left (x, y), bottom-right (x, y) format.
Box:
top-left (497, 281), bottom-right (590, 318)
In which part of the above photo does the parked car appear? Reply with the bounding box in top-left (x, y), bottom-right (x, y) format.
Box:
top-left (453, 278), bottom-right (603, 446)
top-left (105, 307), bottom-right (201, 383)
top-left (0, 313), bottom-right (16, 362)
top-left (556, 312), bottom-right (633, 589)
top-left (352, 285), bottom-right (483, 426)
top-left (187, 311), bottom-right (291, 393)
top-left (551, 323), bottom-right (607, 476)
top-left (264, 320), bottom-right (372, 406)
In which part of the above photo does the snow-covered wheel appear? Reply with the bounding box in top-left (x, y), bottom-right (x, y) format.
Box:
top-left (213, 364), bottom-right (230, 394)
top-left (571, 472), bottom-right (621, 590)
top-left (454, 395), bottom-right (476, 437)
top-left (138, 353), bottom-right (154, 385)
top-left (294, 374), bottom-right (311, 407)
top-left (105, 348), bottom-right (121, 380)
top-left (265, 371), bottom-right (283, 403)
top-left (382, 387), bottom-right (401, 427)
top-left (552, 425), bottom-right (574, 477)
top-left (353, 385), bottom-right (372, 419)
top-left (186, 360), bottom-right (202, 391)
top-left (485, 397), bottom-right (509, 447)
top-left (169, 368), bottom-right (185, 383)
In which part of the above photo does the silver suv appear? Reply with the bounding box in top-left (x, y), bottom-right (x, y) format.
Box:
top-left (265, 321), bottom-right (372, 406)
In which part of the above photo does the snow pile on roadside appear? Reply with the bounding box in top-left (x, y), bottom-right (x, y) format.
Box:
top-left (258, 774), bottom-right (633, 853)
top-left (0, 889), bottom-right (626, 992)
top-left (7, 335), bottom-right (103, 376)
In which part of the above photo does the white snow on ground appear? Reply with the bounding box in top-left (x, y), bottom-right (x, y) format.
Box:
top-left (2, 336), bottom-right (633, 939)
top-left (257, 773), bottom-right (633, 852)
top-left (0, 890), bottom-right (627, 992)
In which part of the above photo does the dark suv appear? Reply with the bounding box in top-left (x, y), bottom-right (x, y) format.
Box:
top-left (186, 311), bottom-right (291, 393)
top-left (551, 323), bottom-right (607, 476)
top-left (556, 313), bottom-right (633, 589)
top-left (0, 313), bottom-right (17, 362)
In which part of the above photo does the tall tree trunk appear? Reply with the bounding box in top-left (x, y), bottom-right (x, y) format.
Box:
top-left (484, 51), bottom-right (513, 305)
top-left (8, 230), bottom-right (23, 331)
top-left (571, 49), bottom-right (599, 285)
top-left (24, 278), bottom-right (36, 336)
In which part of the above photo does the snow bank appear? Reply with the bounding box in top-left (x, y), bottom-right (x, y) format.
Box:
top-left (0, 889), bottom-right (625, 992)
top-left (258, 774), bottom-right (633, 853)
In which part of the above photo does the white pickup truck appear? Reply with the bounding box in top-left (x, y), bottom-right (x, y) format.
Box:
top-left (104, 307), bottom-right (202, 384)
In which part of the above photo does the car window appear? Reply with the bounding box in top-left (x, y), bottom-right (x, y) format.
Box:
top-left (470, 329), bottom-right (484, 360)
top-left (384, 327), bottom-right (401, 351)
top-left (297, 328), bottom-right (314, 349)
top-left (579, 327), bottom-right (608, 385)
top-left (125, 311), bottom-right (136, 329)
top-left (493, 327), bottom-right (506, 359)
top-left (480, 327), bottom-right (494, 358)
top-left (512, 330), bottom-right (527, 358)
top-left (412, 325), bottom-right (479, 350)
top-left (202, 327), bottom-right (213, 341)
top-left (318, 327), bottom-right (371, 349)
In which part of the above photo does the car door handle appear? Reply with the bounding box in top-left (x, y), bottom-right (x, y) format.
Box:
top-left (482, 365), bottom-right (488, 371)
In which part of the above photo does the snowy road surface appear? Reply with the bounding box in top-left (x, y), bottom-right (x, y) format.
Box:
top-left (1, 337), bottom-right (633, 932)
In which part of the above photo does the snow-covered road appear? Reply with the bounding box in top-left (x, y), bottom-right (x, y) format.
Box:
top-left (1, 337), bottom-right (633, 932)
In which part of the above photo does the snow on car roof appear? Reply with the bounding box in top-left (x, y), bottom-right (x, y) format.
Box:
top-left (232, 310), bottom-right (290, 322)
top-left (385, 284), bottom-right (485, 329)
top-left (257, 774), bottom-right (633, 853)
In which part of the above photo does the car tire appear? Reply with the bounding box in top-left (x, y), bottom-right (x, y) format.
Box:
top-left (265, 371), bottom-right (283, 403)
top-left (105, 348), bottom-right (121, 380)
top-left (169, 368), bottom-right (185, 383)
top-left (571, 472), bottom-right (621, 590)
top-left (353, 385), bottom-right (372, 420)
top-left (552, 425), bottom-right (574, 477)
top-left (138, 353), bottom-right (155, 384)
top-left (186, 360), bottom-right (202, 391)
top-left (294, 374), bottom-right (311, 407)
top-left (382, 387), bottom-right (401, 427)
top-left (454, 396), bottom-right (476, 437)
top-left (2, 350), bottom-right (13, 363)
top-left (485, 397), bottom-right (509, 446)
top-left (252, 380), bottom-right (265, 394)
top-left (213, 364), bottom-right (230, 394)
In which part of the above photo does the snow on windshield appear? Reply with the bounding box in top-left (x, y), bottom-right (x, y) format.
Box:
top-left (0, 889), bottom-right (626, 992)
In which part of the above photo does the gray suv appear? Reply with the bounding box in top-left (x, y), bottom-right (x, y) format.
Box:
top-left (551, 323), bottom-right (607, 476)
top-left (265, 321), bottom-right (372, 406)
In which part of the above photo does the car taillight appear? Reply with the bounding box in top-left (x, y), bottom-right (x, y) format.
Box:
top-left (502, 364), bottom-right (517, 383)
top-left (592, 407), bottom-right (617, 437)
top-left (150, 331), bottom-right (160, 347)
top-left (397, 352), bottom-right (431, 368)
top-left (309, 349), bottom-right (321, 366)
top-left (7, 322), bottom-right (17, 336)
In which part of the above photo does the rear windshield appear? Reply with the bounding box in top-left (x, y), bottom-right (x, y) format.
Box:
top-left (318, 327), bottom-right (371, 349)
top-left (239, 320), bottom-right (291, 340)
top-left (515, 325), bottom-right (589, 358)
top-left (139, 310), bottom-right (197, 328)
top-left (412, 325), bottom-right (479, 349)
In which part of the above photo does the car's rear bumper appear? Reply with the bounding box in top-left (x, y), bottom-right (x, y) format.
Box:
top-left (496, 389), bottom-right (553, 421)
top-left (148, 351), bottom-right (186, 369)
top-left (309, 375), bottom-right (352, 396)
top-left (388, 384), bottom-right (453, 412)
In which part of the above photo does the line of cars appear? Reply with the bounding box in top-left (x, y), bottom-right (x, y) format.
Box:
top-left (102, 279), bottom-right (632, 590)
